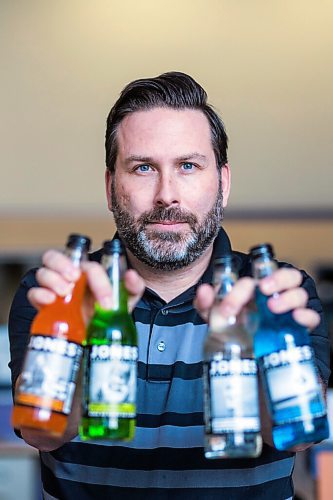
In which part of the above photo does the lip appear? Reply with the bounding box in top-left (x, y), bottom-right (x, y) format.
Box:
top-left (148, 221), bottom-right (186, 230)
top-left (151, 221), bottom-right (184, 225)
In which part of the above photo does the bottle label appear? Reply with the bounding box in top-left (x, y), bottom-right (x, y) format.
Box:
top-left (259, 345), bottom-right (326, 425)
top-left (204, 355), bottom-right (260, 433)
top-left (86, 344), bottom-right (138, 418)
top-left (16, 335), bottom-right (83, 415)
top-left (260, 345), bottom-right (325, 418)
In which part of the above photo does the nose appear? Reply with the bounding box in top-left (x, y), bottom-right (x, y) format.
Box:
top-left (153, 171), bottom-right (180, 208)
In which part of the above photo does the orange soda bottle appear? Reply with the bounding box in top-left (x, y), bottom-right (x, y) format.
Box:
top-left (12, 233), bottom-right (91, 436)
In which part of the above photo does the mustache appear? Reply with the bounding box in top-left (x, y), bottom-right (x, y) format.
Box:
top-left (137, 206), bottom-right (198, 227)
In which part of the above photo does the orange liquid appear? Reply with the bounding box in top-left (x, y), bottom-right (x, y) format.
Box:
top-left (12, 273), bottom-right (87, 436)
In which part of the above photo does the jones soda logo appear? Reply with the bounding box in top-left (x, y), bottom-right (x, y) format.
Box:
top-left (90, 344), bottom-right (138, 362)
top-left (263, 345), bottom-right (313, 369)
top-left (29, 335), bottom-right (80, 358)
top-left (209, 357), bottom-right (257, 377)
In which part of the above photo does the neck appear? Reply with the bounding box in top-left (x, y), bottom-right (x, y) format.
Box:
top-left (127, 246), bottom-right (214, 303)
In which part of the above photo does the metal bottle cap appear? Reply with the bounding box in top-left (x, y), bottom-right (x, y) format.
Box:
top-left (103, 238), bottom-right (125, 255)
top-left (66, 233), bottom-right (91, 252)
top-left (249, 243), bottom-right (274, 259)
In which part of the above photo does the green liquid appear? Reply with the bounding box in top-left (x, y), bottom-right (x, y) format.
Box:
top-left (80, 301), bottom-right (138, 441)
top-left (80, 414), bottom-right (136, 441)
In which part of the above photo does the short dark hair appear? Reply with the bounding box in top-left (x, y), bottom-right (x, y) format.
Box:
top-left (105, 71), bottom-right (228, 174)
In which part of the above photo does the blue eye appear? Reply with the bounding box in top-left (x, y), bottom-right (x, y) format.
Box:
top-left (181, 162), bottom-right (195, 171)
top-left (137, 164), bottom-right (151, 172)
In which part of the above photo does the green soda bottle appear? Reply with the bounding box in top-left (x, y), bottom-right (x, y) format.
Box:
top-left (80, 239), bottom-right (138, 440)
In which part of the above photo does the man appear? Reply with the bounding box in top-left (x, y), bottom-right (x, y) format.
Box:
top-left (9, 72), bottom-right (330, 499)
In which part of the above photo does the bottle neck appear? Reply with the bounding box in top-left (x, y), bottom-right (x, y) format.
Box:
top-left (62, 273), bottom-right (87, 307)
top-left (58, 244), bottom-right (88, 305)
top-left (208, 270), bottom-right (238, 334)
top-left (64, 245), bottom-right (88, 267)
top-left (103, 253), bottom-right (128, 312)
top-left (213, 270), bottom-right (237, 302)
top-left (252, 256), bottom-right (278, 281)
top-left (252, 255), bottom-right (276, 318)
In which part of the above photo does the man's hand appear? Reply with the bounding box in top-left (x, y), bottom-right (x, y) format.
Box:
top-left (194, 267), bottom-right (321, 451)
top-left (258, 267), bottom-right (320, 331)
top-left (194, 268), bottom-right (320, 330)
top-left (28, 249), bottom-right (145, 314)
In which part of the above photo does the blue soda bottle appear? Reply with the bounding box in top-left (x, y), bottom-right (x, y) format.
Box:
top-left (250, 243), bottom-right (329, 450)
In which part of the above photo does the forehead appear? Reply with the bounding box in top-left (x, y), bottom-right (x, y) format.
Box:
top-left (116, 107), bottom-right (213, 155)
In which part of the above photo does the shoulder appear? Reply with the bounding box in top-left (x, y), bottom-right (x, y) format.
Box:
top-left (10, 268), bottom-right (39, 313)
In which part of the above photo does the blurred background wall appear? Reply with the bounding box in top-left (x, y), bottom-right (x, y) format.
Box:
top-left (0, 2), bottom-right (332, 208)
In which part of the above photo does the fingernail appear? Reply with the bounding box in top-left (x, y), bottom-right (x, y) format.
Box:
top-left (57, 282), bottom-right (74, 296)
top-left (268, 295), bottom-right (283, 312)
top-left (99, 296), bottom-right (113, 309)
top-left (261, 278), bottom-right (275, 294)
top-left (220, 303), bottom-right (237, 317)
top-left (64, 268), bottom-right (80, 281)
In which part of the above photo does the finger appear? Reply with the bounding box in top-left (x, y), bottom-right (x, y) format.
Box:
top-left (124, 269), bottom-right (146, 312)
top-left (194, 284), bottom-right (215, 321)
top-left (260, 268), bottom-right (302, 295)
top-left (83, 261), bottom-right (113, 309)
top-left (218, 277), bottom-right (255, 317)
top-left (42, 250), bottom-right (80, 282)
top-left (292, 308), bottom-right (320, 330)
top-left (27, 287), bottom-right (57, 310)
top-left (267, 287), bottom-right (308, 314)
top-left (82, 290), bottom-right (96, 323)
top-left (36, 267), bottom-right (76, 297)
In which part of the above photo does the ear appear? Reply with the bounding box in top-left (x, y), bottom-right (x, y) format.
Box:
top-left (105, 169), bottom-right (113, 211)
top-left (221, 163), bottom-right (231, 208)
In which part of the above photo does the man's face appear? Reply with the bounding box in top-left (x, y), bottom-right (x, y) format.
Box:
top-left (106, 107), bottom-right (230, 270)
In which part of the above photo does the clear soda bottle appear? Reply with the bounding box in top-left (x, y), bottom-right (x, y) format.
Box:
top-left (203, 255), bottom-right (262, 458)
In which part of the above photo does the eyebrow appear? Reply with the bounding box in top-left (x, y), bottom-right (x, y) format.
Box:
top-left (124, 155), bottom-right (154, 164)
top-left (124, 153), bottom-right (208, 164)
top-left (174, 153), bottom-right (208, 163)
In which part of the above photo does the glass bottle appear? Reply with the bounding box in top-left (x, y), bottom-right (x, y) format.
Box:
top-left (80, 238), bottom-right (138, 441)
top-left (12, 233), bottom-right (91, 436)
top-left (203, 255), bottom-right (262, 458)
top-left (250, 243), bottom-right (329, 450)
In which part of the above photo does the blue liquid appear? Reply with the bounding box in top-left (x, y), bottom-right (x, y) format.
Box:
top-left (272, 415), bottom-right (329, 450)
top-left (254, 289), bottom-right (329, 450)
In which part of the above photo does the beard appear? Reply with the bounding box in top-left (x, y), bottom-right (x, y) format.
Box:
top-left (110, 181), bottom-right (224, 271)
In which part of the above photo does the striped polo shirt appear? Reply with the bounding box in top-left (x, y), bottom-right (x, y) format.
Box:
top-left (9, 228), bottom-right (330, 499)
